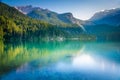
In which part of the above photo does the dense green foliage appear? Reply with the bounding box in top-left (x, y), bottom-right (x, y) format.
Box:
top-left (0, 2), bottom-right (71, 41)
top-left (1, 2), bottom-right (91, 42)
top-left (85, 24), bottom-right (120, 41)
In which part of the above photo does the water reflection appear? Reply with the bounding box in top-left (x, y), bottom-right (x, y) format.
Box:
top-left (0, 41), bottom-right (83, 75)
top-left (72, 54), bottom-right (96, 68)
top-left (0, 41), bottom-right (120, 80)
top-left (56, 54), bottom-right (120, 73)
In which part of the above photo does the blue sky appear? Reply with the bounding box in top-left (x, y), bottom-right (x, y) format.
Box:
top-left (1, 0), bottom-right (120, 20)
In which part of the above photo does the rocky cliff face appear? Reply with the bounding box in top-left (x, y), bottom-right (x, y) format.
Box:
top-left (16, 5), bottom-right (83, 26)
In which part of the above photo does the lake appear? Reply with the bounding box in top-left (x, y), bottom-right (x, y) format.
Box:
top-left (0, 41), bottom-right (120, 80)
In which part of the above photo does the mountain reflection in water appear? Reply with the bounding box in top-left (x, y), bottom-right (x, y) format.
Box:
top-left (0, 41), bottom-right (120, 80)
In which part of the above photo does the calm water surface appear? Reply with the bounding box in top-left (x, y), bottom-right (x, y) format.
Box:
top-left (0, 41), bottom-right (120, 80)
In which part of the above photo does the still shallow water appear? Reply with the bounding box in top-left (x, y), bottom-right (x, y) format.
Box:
top-left (0, 41), bottom-right (120, 80)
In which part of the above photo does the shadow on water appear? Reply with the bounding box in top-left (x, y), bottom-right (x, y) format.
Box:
top-left (0, 40), bottom-right (120, 80)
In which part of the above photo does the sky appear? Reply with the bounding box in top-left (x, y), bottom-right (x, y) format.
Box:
top-left (1, 0), bottom-right (120, 20)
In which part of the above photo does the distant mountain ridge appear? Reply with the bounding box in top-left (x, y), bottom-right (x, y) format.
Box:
top-left (15, 5), bottom-right (43, 14)
top-left (0, 2), bottom-right (71, 41)
top-left (12, 5), bottom-right (120, 41)
top-left (83, 8), bottom-right (120, 41)
top-left (16, 5), bottom-right (84, 27)
top-left (89, 8), bottom-right (120, 26)
top-left (0, 2), bottom-right (86, 41)
top-left (0, 2), bottom-right (120, 41)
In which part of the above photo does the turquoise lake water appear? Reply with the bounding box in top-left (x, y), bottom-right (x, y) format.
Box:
top-left (0, 41), bottom-right (120, 80)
